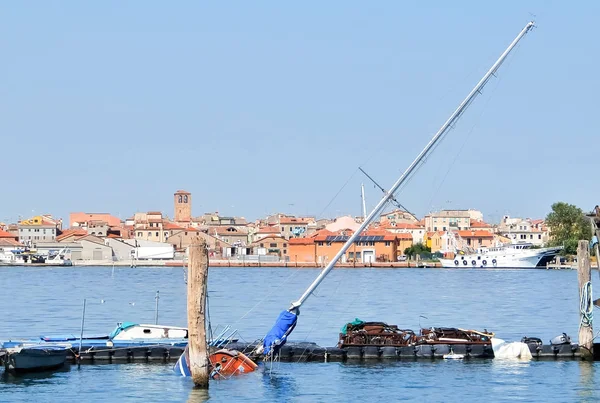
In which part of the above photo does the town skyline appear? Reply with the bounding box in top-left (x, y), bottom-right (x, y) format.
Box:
top-left (1, 2), bottom-right (598, 226)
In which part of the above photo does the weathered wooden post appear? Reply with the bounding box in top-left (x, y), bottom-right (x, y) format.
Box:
top-left (577, 240), bottom-right (593, 360)
top-left (187, 237), bottom-right (210, 387)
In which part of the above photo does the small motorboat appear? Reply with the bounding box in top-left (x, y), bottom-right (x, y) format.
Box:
top-left (1, 342), bottom-right (71, 373)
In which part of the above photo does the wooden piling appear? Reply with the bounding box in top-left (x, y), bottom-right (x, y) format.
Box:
top-left (187, 237), bottom-right (210, 387)
top-left (577, 240), bottom-right (593, 360)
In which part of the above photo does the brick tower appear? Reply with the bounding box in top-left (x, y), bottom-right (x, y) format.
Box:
top-left (174, 190), bottom-right (192, 223)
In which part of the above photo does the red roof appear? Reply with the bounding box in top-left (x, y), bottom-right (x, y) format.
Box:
top-left (470, 221), bottom-right (492, 228)
top-left (279, 217), bottom-right (311, 225)
top-left (0, 238), bottom-right (24, 247)
top-left (163, 222), bottom-right (184, 230)
top-left (56, 229), bottom-right (87, 242)
top-left (257, 226), bottom-right (280, 234)
top-left (288, 238), bottom-right (315, 245)
top-left (456, 230), bottom-right (494, 238)
top-left (0, 229), bottom-right (16, 239)
top-left (381, 222), bottom-right (424, 230)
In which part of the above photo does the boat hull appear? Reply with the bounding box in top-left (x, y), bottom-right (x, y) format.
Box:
top-left (3, 346), bottom-right (69, 372)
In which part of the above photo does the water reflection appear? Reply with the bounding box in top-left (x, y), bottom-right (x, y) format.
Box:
top-left (1, 364), bottom-right (72, 386)
top-left (186, 387), bottom-right (210, 403)
top-left (577, 361), bottom-right (595, 401)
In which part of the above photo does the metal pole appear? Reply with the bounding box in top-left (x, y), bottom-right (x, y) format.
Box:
top-left (78, 299), bottom-right (86, 362)
top-left (290, 21), bottom-right (535, 311)
top-left (154, 291), bottom-right (159, 325)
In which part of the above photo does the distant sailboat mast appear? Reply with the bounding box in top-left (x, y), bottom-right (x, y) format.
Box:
top-left (361, 184), bottom-right (367, 221)
top-left (260, 21), bottom-right (536, 358)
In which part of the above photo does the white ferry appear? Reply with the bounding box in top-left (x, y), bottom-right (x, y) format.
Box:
top-left (439, 243), bottom-right (563, 269)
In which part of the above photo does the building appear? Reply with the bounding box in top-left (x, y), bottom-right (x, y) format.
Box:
top-left (70, 235), bottom-right (113, 261)
top-left (17, 215), bottom-right (61, 245)
top-left (251, 235), bottom-right (289, 258)
top-left (497, 216), bottom-right (548, 246)
top-left (381, 222), bottom-right (426, 244)
top-left (207, 226), bottom-right (249, 246)
top-left (133, 212), bottom-right (167, 242)
top-left (288, 237), bottom-right (317, 263)
top-left (174, 190), bottom-right (192, 224)
top-left (255, 226), bottom-right (282, 241)
top-left (425, 231), bottom-right (444, 253)
top-left (69, 212), bottom-right (121, 228)
top-left (279, 217), bottom-right (313, 240)
top-left (0, 229), bottom-right (24, 250)
top-left (325, 216), bottom-right (361, 233)
top-left (424, 209), bottom-right (483, 232)
top-left (379, 209), bottom-right (419, 225)
top-left (455, 230), bottom-right (495, 250)
top-left (313, 229), bottom-right (407, 264)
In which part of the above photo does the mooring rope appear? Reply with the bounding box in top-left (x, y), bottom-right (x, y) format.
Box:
top-left (580, 281), bottom-right (593, 329)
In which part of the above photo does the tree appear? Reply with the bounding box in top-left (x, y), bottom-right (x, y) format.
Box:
top-left (404, 243), bottom-right (431, 259)
top-left (545, 202), bottom-right (592, 255)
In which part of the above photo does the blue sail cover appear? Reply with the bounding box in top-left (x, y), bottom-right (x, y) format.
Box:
top-left (263, 310), bottom-right (298, 356)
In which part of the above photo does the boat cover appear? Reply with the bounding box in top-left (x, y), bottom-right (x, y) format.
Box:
top-left (108, 322), bottom-right (138, 339)
top-left (591, 236), bottom-right (598, 248)
top-left (340, 318), bottom-right (364, 335)
top-left (491, 338), bottom-right (532, 360)
top-left (262, 310), bottom-right (297, 356)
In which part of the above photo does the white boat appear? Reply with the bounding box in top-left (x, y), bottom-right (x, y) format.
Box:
top-left (0, 248), bottom-right (25, 265)
top-left (258, 22), bottom-right (537, 358)
top-left (1, 342), bottom-right (71, 373)
top-left (109, 322), bottom-right (188, 341)
top-left (439, 243), bottom-right (563, 269)
top-left (44, 247), bottom-right (73, 266)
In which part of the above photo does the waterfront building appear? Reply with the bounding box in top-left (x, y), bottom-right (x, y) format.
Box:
top-left (325, 216), bottom-right (361, 233)
top-left (497, 215), bottom-right (548, 246)
top-left (250, 234), bottom-right (288, 258)
top-left (0, 229), bottom-right (23, 249)
top-left (381, 222), bottom-right (426, 244)
top-left (17, 215), bottom-right (62, 245)
top-left (424, 209), bottom-right (483, 232)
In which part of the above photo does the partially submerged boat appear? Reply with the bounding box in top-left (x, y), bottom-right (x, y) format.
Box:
top-left (1, 342), bottom-right (71, 373)
top-left (174, 346), bottom-right (257, 379)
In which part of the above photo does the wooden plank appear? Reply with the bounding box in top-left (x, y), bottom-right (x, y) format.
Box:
top-left (187, 237), bottom-right (210, 387)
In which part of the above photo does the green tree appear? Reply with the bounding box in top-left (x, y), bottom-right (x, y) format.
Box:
top-left (404, 243), bottom-right (431, 258)
top-left (545, 202), bottom-right (592, 255)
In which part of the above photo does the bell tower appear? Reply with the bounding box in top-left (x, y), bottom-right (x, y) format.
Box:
top-left (174, 190), bottom-right (192, 223)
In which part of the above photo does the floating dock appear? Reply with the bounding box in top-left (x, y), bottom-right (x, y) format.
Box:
top-left (50, 340), bottom-right (595, 364)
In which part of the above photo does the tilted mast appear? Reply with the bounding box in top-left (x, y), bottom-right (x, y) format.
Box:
top-left (261, 21), bottom-right (535, 357)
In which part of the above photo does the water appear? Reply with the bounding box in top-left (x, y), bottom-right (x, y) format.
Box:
top-left (0, 266), bottom-right (598, 402)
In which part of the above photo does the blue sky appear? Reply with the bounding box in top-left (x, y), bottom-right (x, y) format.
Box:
top-left (1, 1), bottom-right (597, 224)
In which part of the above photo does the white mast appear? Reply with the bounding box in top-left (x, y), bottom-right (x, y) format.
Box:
top-left (289, 21), bottom-right (535, 311)
top-left (361, 184), bottom-right (367, 220)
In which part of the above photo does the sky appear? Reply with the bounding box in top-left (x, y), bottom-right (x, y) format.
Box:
top-left (1, 1), bottom-right (598, 225)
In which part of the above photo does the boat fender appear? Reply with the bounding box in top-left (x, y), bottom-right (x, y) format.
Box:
top-left (471, 260), bottom-right (476, 266)
top-left (492, 259), bottom-right (497, 266)
top-left (454, 260), bottom-right (459, 266)
top-left (463, 260), bottom-right (468, 266)
top-left (482, 260), bottom-right (487, 266)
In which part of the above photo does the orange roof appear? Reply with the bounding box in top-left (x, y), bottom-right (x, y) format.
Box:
top-left (106, 234), bottom-right (121, 238)
top-left (253, 234), bottom-right (287, 243)
top-left (0, 229), bottom-right (16, 239)
top-left (288, 238), bottom-right (315, 245)
top-left (470, 221), bottom-right (492, 228)
top-left (257, 226), bottom-right (280, 234)
top-left (456, 230), bottom-right (494, 238)
top-left (56, 229), bottom-right (87, 242)
top-left (396, 233), bottom-right (413, 239)
top-left (163, 222), bottom-right (184, 230)
top-left (0, 238), bottom-right (24, 247)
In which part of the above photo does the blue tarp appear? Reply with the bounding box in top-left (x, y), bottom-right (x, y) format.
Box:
top-left (108, 322), bottom-right (138, 339)
top-left (262, 310), bottom-right (297, 356)
top-left (592, 236), bottom-right (598, 248)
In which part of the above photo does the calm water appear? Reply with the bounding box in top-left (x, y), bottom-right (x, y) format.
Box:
top-left (0, 266), bottom-right (598, 402)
